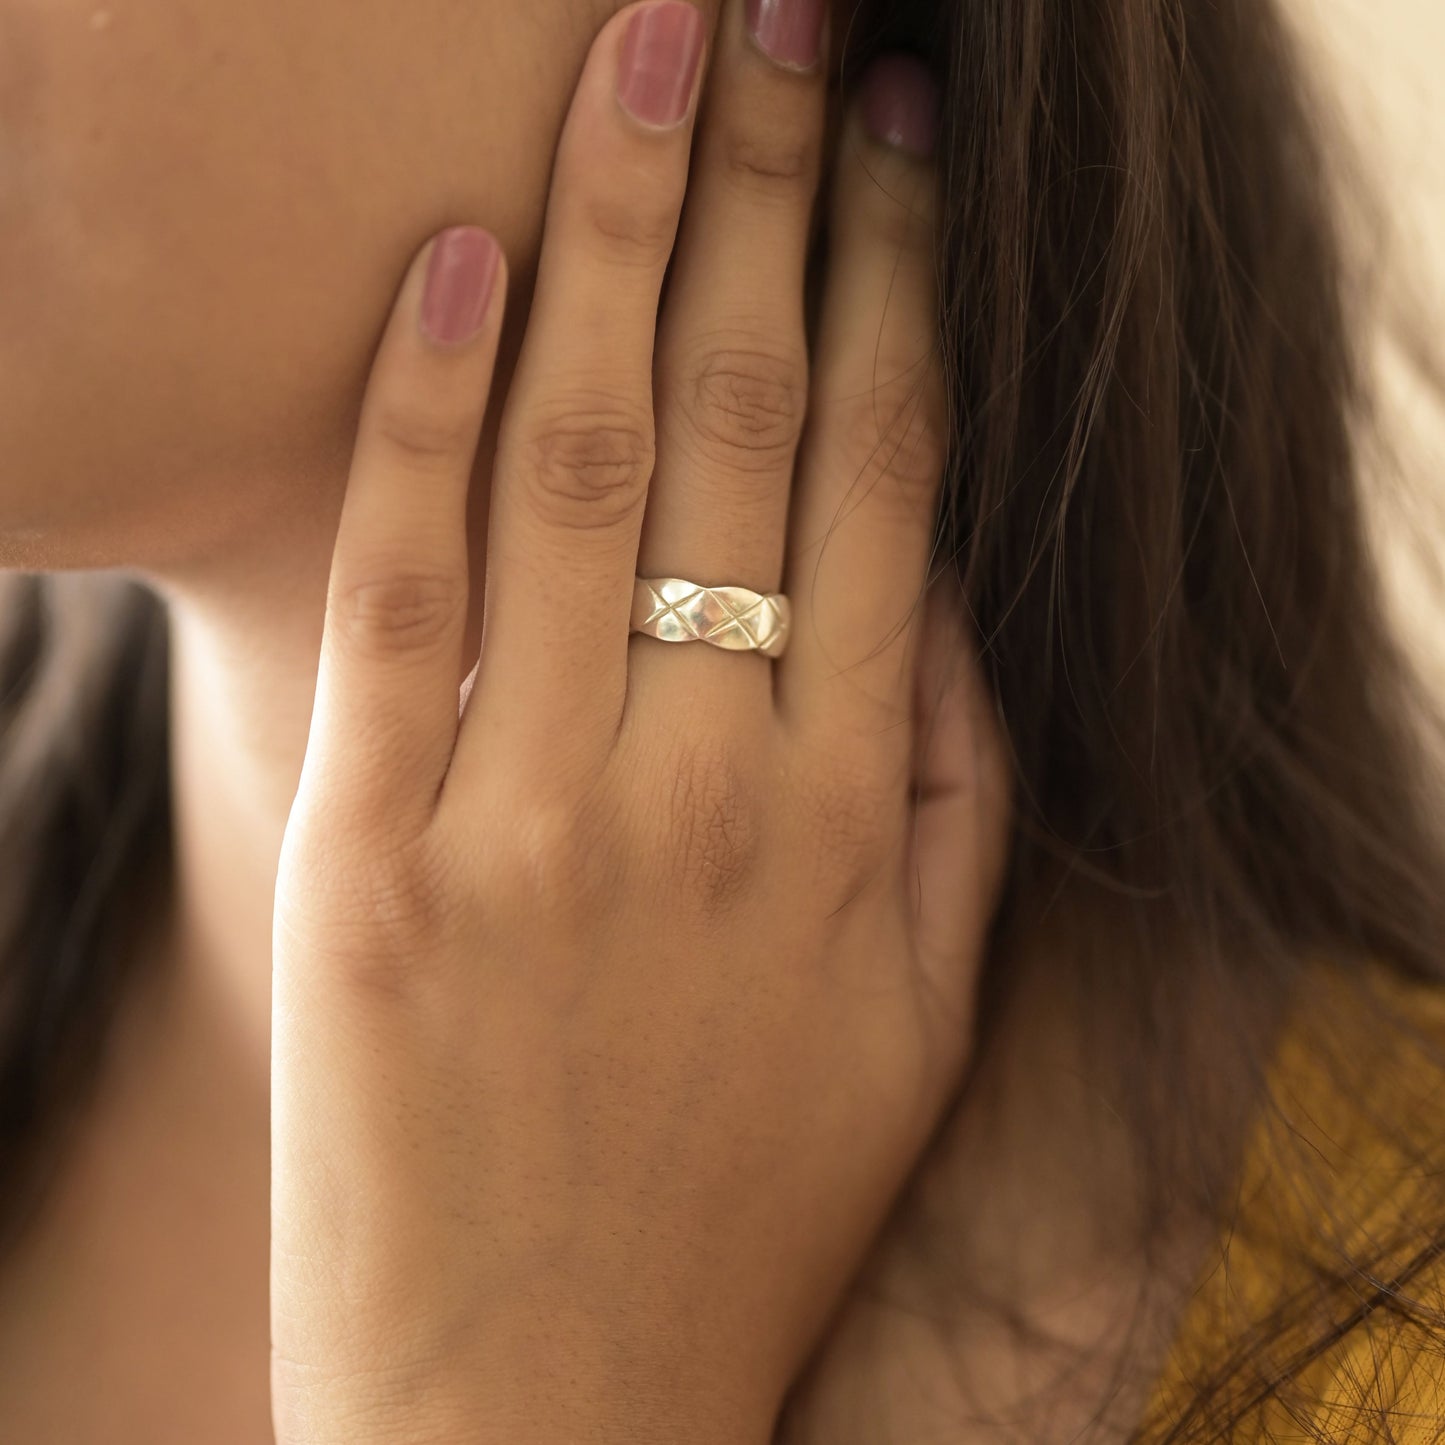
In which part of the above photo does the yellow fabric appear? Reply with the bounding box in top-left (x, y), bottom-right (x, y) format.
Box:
top-left (1140, 964), bottom-right (1445, 1442)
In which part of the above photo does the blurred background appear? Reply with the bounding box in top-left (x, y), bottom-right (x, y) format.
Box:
top-left (1287, 0), bottom-right (1445, 691)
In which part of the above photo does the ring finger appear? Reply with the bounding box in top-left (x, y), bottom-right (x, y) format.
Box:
top-left (628, 0), bottom-right (830, 708)
top-left (455, 1), bottom-right (710, 780)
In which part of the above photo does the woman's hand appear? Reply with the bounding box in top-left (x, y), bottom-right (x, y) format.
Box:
top-left (269, 2), bottom-right (1011, 1441)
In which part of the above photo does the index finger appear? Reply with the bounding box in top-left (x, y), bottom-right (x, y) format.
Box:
top-left (304, 226), bottom-right (505, 835)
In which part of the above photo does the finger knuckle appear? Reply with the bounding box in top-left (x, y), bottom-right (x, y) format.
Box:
top-left (662, 735), bottom-right (762, 915)
top-left (354, 850), bottom-right (452, 952)
top-left (371, 402), bottom-right (477, 474)
top-left (716, 118), bottom-right (820, 199)
top-left (517, 402), bottom-right (656, 532)
top-left (684, 341), bottom-right (809, 474)
top-left (498, 795), bottom-right (619, 922)
top-left (276, 828), bottom-right (460, 1001)
top-left (862, 169), bottom-right (937, 258)
top-left (330, 567), bottom-right (466, 656)
top-left (580, 189), bottom-right (680, 269)
top-left (796, 755), bottom-right (898, 888)
top-left (839, 365), bottom-right (949, 523)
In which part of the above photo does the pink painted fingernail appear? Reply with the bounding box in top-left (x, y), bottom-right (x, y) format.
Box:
top-left (617, 2), bottom-right (707, 129)
top-left (859, 54), bottom-right (941, 159)
top-left (419, 227), bottom-right (501, 346)
top-left (746, 0), bottom-right (827, 71)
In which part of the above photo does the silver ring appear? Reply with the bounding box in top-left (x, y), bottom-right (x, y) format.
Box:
top-left (630, 576), bottom-right (791, 659)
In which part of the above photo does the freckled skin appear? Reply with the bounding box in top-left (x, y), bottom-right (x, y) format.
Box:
top-left (0, 0), bottom-right (766, 568)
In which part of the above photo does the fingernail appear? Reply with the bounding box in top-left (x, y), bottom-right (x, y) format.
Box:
top-left (617, 1), bottom-right (707, 129)
top-left (859, 54), bottom-right (941, 159)
top-left (746, 0), bottom-right (826, 71)
top-left (419, 227), bottom-right (501, 346)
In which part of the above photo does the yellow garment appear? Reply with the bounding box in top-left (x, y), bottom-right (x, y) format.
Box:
top-left (1140, 963), bottom-right (1445, 1442)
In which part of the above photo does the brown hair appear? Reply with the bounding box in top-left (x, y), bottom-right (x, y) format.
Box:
top-left (0, 571), bottom-right (171, 1245)
top-left (3, 0), bottom-right (1444, 1434)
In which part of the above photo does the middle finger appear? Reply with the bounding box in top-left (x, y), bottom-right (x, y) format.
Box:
top-left (629, 0), bottom-right (830, 705)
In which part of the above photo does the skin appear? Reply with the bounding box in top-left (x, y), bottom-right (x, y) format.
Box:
top-left (0, 0), bottom-right (678, 566)
top-left (0, 0), bottom-right (1218, 1440)
top-left (267, 0), bottom-right (1017, 1431)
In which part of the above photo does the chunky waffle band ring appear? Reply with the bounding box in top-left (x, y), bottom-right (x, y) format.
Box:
top-left (629, 577), bottom-right (792, 660)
